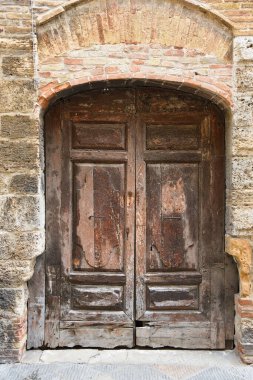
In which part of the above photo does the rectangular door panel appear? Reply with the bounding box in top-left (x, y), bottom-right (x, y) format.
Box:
top-left (136, 322), bottom-right (212, 349)
top-left (147, 285), bottom-right (199, 310)
top-left (73, 163), bottom-right (125, 272)
top-left (146, 124), bottom-right (199, 150)
top-left (146, 163), bottom-right (199, 271)
top-left (72, 123), bottom-right (126, 150)
top-left (71, 285), bottom-right (124, 310)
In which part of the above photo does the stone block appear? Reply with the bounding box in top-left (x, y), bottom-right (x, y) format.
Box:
top-left (1, 0), bottom-right (30, 5)
top-left (0, 196), bottom-right (42, 231)
top-left (227, 190), bottom-right (253, 207)
top-left (241, 319), bottom-right (253, 344)
top-left (0, 231), bottom-right (44, 260)
top-left (0, 80), bottom-right (34, 112)
top-left (1, 115), bottom-right (39, 139)
top-left (231, 158), bottom-right (253, 190)
top-left (232, 126), bottom-right (253, 156)
top-left (234, 37), bottom-right (253, 63)
top-left (0, 37), bottom-right (32, 52)
top-left (0, 259), bottom-right (35, 287)
top-left (0, 287), bottom-right (27, 316)
top-left (236, 65), bottom-right (253, 91)
top-left (2, 55), bottom-right (33, 78)
top-left (16, 231), bottom-right (45, 260)
top-left (10, 174), bottom-right (38, 194)
top-left (0, 141), bottom-right (39, 171)
top-left (0, 315), bottom-right (27, 346)
top-left (0, 232), bottom-right (15, 260)
top-left (233, 94), bottom-right (253, 128)
top-left (0, 174), bottom-right (10, 194)
top-left (226, 206), bottom-right (253, 235)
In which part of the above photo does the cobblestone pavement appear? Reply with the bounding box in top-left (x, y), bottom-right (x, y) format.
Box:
top-left (0, 349), bottom-right (253, 380)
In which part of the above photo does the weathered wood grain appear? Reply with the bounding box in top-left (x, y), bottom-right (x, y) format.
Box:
top-left (59, 327), bottom-right (134, 348)
top-left (72, 123), bottom-right (126, 150)
top-left (27, 254), bottom-right (45, 349)
top-left (147, 286), bottom-right (199, 310)
top-left (136, 323), bottom-right (212, 349)
top-left (71, 285), bottom-right (123, 310)
top-left (146, 124), bottom-right (199, 150)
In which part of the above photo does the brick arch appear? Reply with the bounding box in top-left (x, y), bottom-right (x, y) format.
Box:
top-left (37, 0), bottom-right (234, 30)
top-left (38, 75), bottom-right (232, 113)
top-left (37, 0), bottom-right (233, 63)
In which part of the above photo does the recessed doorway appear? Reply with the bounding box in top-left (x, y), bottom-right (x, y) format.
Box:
top-left (28, 84), bottom-right (237, 350)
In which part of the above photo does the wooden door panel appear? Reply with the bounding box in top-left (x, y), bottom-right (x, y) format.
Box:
top-left (45, 88), bottom-right (135, 348)
top-left (58, 327), bottom-right (134, 348)
top-left (147, 285), bottom-right (199, 310)
top-left (146, 124), bottom-right (199, 150)
top-left (136, 322), bottom-right (212, 349)
top-left (146, 163), bottom-right (199, 271)
top-left (135, 91), bottom-right (226, 349)
top-left (137, 87), bottom-right (209, 114)
top-left (73, 163), bottom-right (125, 271)
top-left (71, 285), bottom-right (123, 310)
top-left (72, 123), bottom-right (126, 150)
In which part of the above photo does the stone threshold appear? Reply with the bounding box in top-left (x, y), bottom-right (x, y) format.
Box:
top-left (21, 348), bottom-right (247, 367)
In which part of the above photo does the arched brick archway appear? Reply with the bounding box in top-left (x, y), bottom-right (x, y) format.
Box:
top-left (38, 75), bottom-right (232, 111)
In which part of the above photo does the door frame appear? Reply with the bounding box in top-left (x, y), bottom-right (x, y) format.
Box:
top-left (27, 82), bottom-right (238, 350)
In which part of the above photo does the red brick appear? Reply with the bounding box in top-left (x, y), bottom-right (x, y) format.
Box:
top-left (130, 64), bottom-right (141, 73)
top-left (53, 81), bottom-right (71, 93)
top-left (132, 59), bottom-right (144, 65)
top-left (39, 72), bottom-right (52, 78)
top-left (40, 80), bottom-right (59, 93)
top-left (105, 66), bottom-right (120, 74)
top-left (64, 58), bottom-right (83, 65)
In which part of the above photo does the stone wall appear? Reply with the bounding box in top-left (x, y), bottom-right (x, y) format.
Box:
top-left (0, 0), bottom-right (252, 363)
top-left (0, 0), bottom-right (44, 363)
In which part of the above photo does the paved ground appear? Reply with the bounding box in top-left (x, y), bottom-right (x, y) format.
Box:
top-left (0, 349), bottom-right (253, 380)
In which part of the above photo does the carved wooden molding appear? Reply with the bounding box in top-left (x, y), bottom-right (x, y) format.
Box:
top-left (225, 235), bottom-right (252, 298)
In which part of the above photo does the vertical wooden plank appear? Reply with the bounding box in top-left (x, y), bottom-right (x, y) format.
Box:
top-left (60, 112), bottom-right (73, 320)
top-left (124, 113), bottom-right (136, 321)
top-left (208, 109), bottom-right (226, 348)
top-left (210, 266), bottom-right (225, 348)
top-left (73, 165), bottom-right (94, 270)
top-left (27, 254), bottom-right (45, 348)
top-left (225, 253), bottom-right (238, 347)
top-left (44, 266), bottom-right (61, 348)
top-left (93, 165), bottom-right (124, 270)
top-left (161, 165), bottom-right (186, 269)
top-left (44, 102), bottom-right (62, 347)
top-left (198, 115), bottom-right (213, 324)
top-left (146, 164), bottom-right (162, 271)
top-left (135, 112), bottom-right (147, 320)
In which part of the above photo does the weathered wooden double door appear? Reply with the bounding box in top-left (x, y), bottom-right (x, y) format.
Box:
top-left (44, 86), bottom-right (232, 349)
